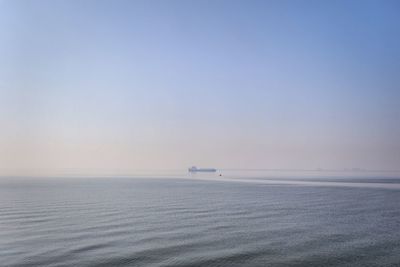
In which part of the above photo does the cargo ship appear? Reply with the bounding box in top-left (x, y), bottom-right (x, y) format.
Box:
top-left (188, 166), bottom-right (217, 172)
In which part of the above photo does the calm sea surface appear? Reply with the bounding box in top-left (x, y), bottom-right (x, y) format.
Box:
top-left (1, 172), bottom-right (400, 267)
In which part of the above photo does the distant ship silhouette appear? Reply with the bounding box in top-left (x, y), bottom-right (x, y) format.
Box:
top-left (188, 166), bottom-right (217, 172)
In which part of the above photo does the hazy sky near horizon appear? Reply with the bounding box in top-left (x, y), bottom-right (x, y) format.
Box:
top-left (0, 0), bottom-right (399, 174)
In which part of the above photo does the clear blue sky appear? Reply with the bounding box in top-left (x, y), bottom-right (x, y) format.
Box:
top-left (0, 0), bottom-right (399, 174)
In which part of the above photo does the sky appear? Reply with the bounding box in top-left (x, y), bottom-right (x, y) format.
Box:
top-left (0, 0), bottom-right (399, 175)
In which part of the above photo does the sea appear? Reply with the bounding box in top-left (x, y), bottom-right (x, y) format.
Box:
top-left (1, 170), bottom-right (400, 267)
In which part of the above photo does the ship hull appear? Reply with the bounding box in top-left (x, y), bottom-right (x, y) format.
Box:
top-left (189, 169), bottom-right (216, 172)
top-left (188, 167), bottom-right (217, 172)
